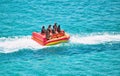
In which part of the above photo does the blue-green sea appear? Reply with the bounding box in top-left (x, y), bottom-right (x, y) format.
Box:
top-left (0, 0), bottom-right (120, 76)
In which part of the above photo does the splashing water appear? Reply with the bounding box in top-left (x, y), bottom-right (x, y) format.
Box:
top-left (0, 33), bottom-right (120, 53)
top-left (0, 36), bottom-right (48, 53)
top-left (70, 34), bottom-right (120, 44)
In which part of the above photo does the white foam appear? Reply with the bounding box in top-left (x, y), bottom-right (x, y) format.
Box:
top-left (0, 36), bottom-right (48, 53)
top-left (0, 33), bottom-right (120, 53)
top-left (70, 34), bottom-right (120, 44)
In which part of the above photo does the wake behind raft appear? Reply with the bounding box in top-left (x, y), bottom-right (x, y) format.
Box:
top-left (32, 23), bottom-right (70, 46)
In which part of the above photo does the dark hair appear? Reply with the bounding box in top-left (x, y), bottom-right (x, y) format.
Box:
top-left (42, 26), bottom-right (45, 28)
top-left (54, 23), bottom-right (57, 26)
top-left (58, 25), bottom-right (60, 27)
top-left (48, 25), bottom-right (51, 28)
top-left (53, 25), bottom-right (55, 28)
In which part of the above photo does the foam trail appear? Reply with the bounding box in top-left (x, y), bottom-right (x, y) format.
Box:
top-left (0, 33), bottom-right (120, 53)
top-left (0, 36), bottom-right (48, 53)
top-left (70, 34), bottom-right (120, 44)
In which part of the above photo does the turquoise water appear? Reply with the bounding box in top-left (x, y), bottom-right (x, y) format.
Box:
top-left (0, 0), bottom-right (120, 76)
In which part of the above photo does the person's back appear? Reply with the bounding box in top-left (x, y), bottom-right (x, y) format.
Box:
top-left (57, 25), bottom-right (61, 33)
top-left (46, 29), bottom-right (50, 40)
top-left (51, 29), bottom-right (57, 38)
top-left (53, 23), bottom-right (58, 31)
top-left (41, 26), bottom-right (46, 34)
top-left (51, 25), bottom-right (57, 38)
top-left (48, 25), bottom-right (52, 33)
top-left (52, 28), bottom-right (56, 34)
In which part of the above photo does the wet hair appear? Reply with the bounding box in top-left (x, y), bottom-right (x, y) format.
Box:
top-left (53, 25), bottom-right (55, 29)
top-left (48, 25), bottom-right (51, 28)
top-left (58, 25), bottom-right (60, 28)
top-left (54, 23), bottom-right (57, 27)
top-left (41, 26), bottom-right (46, 34)
top-left (42, 26), bottom-right (45, 29)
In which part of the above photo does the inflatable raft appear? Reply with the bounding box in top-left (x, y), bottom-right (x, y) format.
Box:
top-left (32, 32), bottom-right (70, 46)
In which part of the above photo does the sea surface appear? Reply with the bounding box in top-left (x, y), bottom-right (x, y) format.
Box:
top-left (0, 0), bottom-right (120, 76)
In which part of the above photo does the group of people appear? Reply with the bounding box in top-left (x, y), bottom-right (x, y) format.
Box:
top-left (41, 23), bottom-right (65, 40)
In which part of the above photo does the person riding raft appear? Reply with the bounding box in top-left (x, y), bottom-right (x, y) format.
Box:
top-left (41, 23), bottom-right (65, 40)
top-left (46, 25), bottom-right (52, 40)
top-left (41, 26), bottom-right (46, 34)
